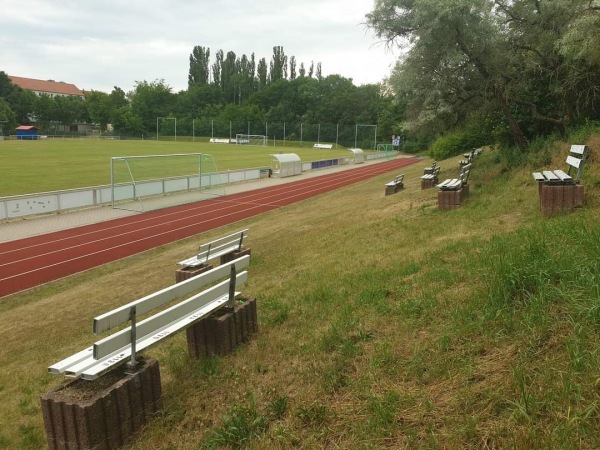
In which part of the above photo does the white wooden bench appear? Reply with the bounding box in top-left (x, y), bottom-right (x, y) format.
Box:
top-left (178, 229), bottom-right (248, 268)
top-left (532, 144), bottom-right (589, 217)
top-left (385, 174), bottom-right (405, 195)
top-left (459, 148), bottom-right (481, 167)
top-left (532, 144), bottom-right (589, 185)
top-left (437, 164), bottom-right (472, 210)
top-left (48, 255), bottom-right (251, 380)
top-left (437, 163), bottom-right (471, 191)
top-left (421, 161), bottom-right (441, 188)
top-left (313, 143), bottom-right (333, 149)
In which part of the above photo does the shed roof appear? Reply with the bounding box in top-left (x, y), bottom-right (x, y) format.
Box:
top-left (15, 126), bottom-right (39, 131)
top-left (8, 76), bottom-right (84, 97)
top-left (270, 153), bottom-right (301, 163)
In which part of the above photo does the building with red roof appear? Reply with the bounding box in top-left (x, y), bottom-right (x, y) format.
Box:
top-left (8, 76), bottom-right (85, 99)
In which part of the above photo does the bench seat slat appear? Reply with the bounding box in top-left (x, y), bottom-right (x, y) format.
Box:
top-left (437, 178), bottom-right (460, 190)
top-left (542, 170), bottom-right (560, 182)
top-left (553, 169), bottom-right (574, 183)
top-left (532, 172), bottom-right (545, 182)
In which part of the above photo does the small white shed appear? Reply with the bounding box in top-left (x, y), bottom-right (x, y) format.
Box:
top-left (348, 148), bottom-right (365, 164)
top-left (270, 153), bottom-right (302, 178)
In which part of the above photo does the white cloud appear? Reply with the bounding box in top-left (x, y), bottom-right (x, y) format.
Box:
top-left (0, 0), bottom-right (399, 93)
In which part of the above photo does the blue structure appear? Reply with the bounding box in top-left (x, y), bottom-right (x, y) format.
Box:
top-left (16, 125), bottom-right (39, 140)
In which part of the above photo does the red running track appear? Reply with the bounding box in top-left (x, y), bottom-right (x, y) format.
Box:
top-left (0, 158), bottom-right (420, 298)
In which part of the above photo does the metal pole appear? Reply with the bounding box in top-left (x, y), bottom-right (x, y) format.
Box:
top-left (211, 119), bottom-right (214, 139)
top-left (374, 125), bottom-right (378, 151)
top-left (283, 122), bottom-right (286, 147)
top-left (228, 265), bottom-right (237, 309)
top-left (156, 117), bottom-right (159, 141)
top-left (336, 124), bottom-right (339, 149)
top-left (174, 118), bottom-right (177, 141)
top-left (355, 124), bottom-right (358, 148)
top-left (110, 158), bottom-right (114, 208)
top-left (192, 119), bottom-right (195, 142)
top-left (300, 123), bottom-right (303, 146)
top-left (318, 123), bottom-right (320, 144)
top-left (127, 305), bottom-right (137, 370)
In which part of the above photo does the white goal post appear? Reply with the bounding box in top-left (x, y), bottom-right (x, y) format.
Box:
top-left (236, 134), bottom-right (267, 146)
top-left (110, 153), bottom-right (224, 212)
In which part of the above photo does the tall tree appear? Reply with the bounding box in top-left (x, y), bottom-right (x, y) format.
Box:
top-left (316, 63), bottom-right (322, 81)
top-left (299, 62), bottom-right (306, 78)
top-left (129, 79), bottom-right (176, 133)
top-left (257, 57), bottom-right (268, 90)
top-left (367, 0), bottom-right (600, 149)
top-left (212, 50), bottom-right (223, 89)
top-left (269, 46), bottom-right (287, 82)
top-left (188, 46), bottom-right (211, 87)
top-left (289, 56), bottom-right (297, 80)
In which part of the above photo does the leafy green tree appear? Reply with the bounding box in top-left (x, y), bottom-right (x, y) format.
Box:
top-left (257, 58), bottom-right (268, 90)
top-left (85, 90), bottom-right (112, 128)
top-left (289, 56), bottom-right (297, 80)
top-left (299, 62), bottom-right (306, 78)
top-left (367, 0), bottom-right (600, 149)
top-left (129, 79), bottom-right (176, 134)
top-left (188, 45), bottom-right (211, 87)
top-left (0, 98), bottom-right (16, 131)
top-left (212, 50), bottom-right (223, 89)
top-left (269, 46), bottom-right (287, 82)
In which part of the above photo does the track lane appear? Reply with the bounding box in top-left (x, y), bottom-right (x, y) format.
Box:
top-left (0, 158), bottom-right (419, 297)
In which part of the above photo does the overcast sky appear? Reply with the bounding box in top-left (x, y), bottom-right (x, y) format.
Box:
top-left (0, 0), bottom-right (399, 94)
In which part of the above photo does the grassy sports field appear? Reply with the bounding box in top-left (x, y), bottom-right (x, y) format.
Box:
top-left (0, 139), bottom-right (354, 197)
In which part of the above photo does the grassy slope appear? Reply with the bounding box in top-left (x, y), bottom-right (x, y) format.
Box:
top-left (0, 137), bottom-right (599, 449)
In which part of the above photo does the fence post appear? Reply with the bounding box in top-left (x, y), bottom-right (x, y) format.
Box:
top-left (127, 305), bottom-right (138, 371)
top-left (228, 265), bottom-right (237, 309)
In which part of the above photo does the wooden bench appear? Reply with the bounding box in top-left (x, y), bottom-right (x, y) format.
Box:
top-left (437, 163), bottom-right (472, 210)
top-left (313, 143), bottom-right (333, 149)
top-left (44, 255), bottom-right (256, 448)
top-left (532, 144), bottom-right (589, 217)
top-left (176, 229), bottom-right (250, 282)
top-left (385, 174), bottom-right (405, 195)
top-left (420, 161), bottom-right (440, 189)
top-left (459, 148), bottom-right (482, 167)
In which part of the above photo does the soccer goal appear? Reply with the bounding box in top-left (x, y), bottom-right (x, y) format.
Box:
top-left (355, 124), bottom-right (378, 150)
top-left (110, 153), bottom-right (225, 213)
top-left (236, 134), bottom-right (267, 146)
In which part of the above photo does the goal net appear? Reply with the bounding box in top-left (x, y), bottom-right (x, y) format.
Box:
top-left (110, 153), bottom-right (225, 213)
top-left (236, 134), bottom-right (267, 146)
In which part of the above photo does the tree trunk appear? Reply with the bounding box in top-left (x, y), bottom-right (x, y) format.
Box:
top-left (495, 88), bottom-right (529, 149)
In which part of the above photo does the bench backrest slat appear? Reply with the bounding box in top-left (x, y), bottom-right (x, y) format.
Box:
top-left (93, 271), bottom-right (248, 360)
top-left (566, 155), bottom-right (583, 169)
top-left (566, 144), bottom-right (589, 182)
top-left (197, 229), bottom-right (248, 262)
top-left (94, 255), bottom-right (250, 334)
